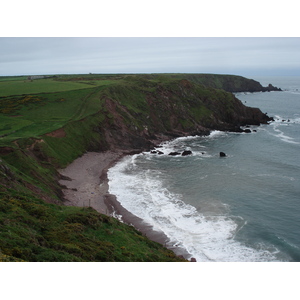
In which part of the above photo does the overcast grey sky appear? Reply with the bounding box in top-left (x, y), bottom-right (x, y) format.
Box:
top-left (1, 37), bottom-right (299, 77)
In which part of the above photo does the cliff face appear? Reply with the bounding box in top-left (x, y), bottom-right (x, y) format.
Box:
top-left (138, 74), bottom-right (282, 93)
top-left (95, 77), bottom-right (273, 151)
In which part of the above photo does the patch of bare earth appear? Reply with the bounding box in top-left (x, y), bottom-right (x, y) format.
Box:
top-left (46, 128), bottom-right (66, 138)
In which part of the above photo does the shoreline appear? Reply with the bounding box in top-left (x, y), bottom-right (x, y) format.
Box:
top-left (58, 150), bottom-right (193, 261)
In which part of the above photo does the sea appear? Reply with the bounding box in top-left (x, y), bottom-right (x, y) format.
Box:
top-left (107, 76), bottom-right (300, 262)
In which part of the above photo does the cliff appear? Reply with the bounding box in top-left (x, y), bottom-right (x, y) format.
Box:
top-left (94, 76), bottom-right (273, 151)
top-left (0, 73), bottom-right (278, 262)
top-left (134, 73), bottom-right (282, 93)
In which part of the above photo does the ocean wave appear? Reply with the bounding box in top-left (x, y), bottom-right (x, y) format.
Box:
top-left (273, 114), bottom-right (300, 124)
top-left (108, 154), bottom-right (280, 262)
top-left (267, 116), bottom-right (300, 145)
top-left (146, 137), bottom-right (209, 158)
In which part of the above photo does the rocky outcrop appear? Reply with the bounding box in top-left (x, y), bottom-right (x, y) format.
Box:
top-left (262, 84), bottom-right (282, 92)
top-left (182, 150), bottom-right (192, 156)
top-left (168, 152), bottom-right (181, 156)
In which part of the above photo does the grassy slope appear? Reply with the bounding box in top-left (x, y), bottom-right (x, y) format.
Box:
top-left (0, 76), bottom-right (119, 97)
top-left (0, 189), bottom-right (184, 262)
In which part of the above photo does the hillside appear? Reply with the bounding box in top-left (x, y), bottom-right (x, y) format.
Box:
top-left (0, 73), bottom-right (278, 262)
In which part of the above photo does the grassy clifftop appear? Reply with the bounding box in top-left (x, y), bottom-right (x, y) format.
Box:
top-left (0, 73), bottom-right (276, 262)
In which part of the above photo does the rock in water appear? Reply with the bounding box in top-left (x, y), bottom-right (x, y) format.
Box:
top-left (168, 152), bottom-right (181, 156)
top-left (182, 150), bottom-right (192, 156)
top-left (220, 152), bottom-right (226, 157)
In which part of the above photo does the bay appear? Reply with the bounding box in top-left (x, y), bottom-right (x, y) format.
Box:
top-left (108, 76), bottom-right (300, 262)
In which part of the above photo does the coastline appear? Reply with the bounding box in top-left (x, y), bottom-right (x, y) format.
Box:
top-left (58, 150), bottom-right (193, 261)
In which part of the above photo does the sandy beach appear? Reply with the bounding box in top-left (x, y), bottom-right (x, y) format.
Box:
top-left (59, 150), bottom-right (193, 260)
top-left (59, 151), bottom-right (123, 215)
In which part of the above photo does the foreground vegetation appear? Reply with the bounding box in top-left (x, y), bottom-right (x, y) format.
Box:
top-left (0, 73), bottom-right (273, 261)
top-left (0, 190), bottom-right (184, 262)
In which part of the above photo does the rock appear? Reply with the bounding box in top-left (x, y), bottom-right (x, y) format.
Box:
top-left (168, 151), bottom-right (181, 156)
top-left (150, 150), bottom-right (164, 155)
top-left (244, 129), bottom-right (251, 133)
top-left (181, 150), bottom-right (192, 156)
top-left (190, 257), bottom-right (197, 262)
top-left (219, 152), bottom-right (226, 157)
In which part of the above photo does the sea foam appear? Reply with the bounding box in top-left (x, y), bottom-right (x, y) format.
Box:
top-left (108, 144), bottom-right (279, 262)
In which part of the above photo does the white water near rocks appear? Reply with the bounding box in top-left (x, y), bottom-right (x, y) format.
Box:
top-left (108, 76), bottom-right (300, 261)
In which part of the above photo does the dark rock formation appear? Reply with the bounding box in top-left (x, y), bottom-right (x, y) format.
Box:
top-left (168, 152), bottom-right (181, 156)
top-left (220, 152), bottom-right (226, 157)
top-left (182, 150), bottom-right (192, 156)
top-left (262, 84), bottom-right (282, 92)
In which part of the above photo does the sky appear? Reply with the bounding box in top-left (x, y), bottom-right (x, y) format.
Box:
top-left (1, 37), bottom-right (300, 77)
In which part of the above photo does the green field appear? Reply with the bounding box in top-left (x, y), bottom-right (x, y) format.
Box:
top-left (0, 76), bottom-right (118, 97)
top-left (0, 76), bottom-right (121, 146)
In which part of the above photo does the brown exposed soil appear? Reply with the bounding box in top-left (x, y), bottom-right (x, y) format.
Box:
top-left (46, 128), bottom-right (66, 138)
top-left (0, 147), bottom-right (15, 155)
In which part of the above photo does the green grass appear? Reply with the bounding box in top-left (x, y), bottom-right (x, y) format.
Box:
top-left (0, 78), bottom-right (90, 97)
top-left (0, 190), bottom-right (186, 262)
top-left (0, 77), bottom-right (120, 97)
top-left (0, 75), bottom-right (126, 146)
top-left (0, 76), bottom-right (28, 82)
top-left (0, 87), bottom-right (108, 146)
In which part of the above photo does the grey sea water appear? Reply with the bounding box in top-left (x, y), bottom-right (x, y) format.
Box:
top-left (108, 76), bottom-right (300, 261)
